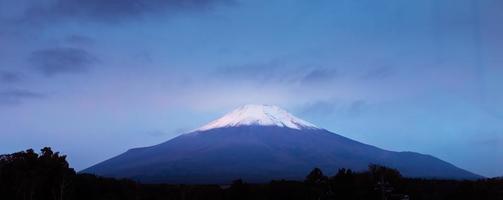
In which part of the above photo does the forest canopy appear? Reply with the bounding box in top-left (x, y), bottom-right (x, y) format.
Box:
top-left (1, 148), bottom-right (502, 200)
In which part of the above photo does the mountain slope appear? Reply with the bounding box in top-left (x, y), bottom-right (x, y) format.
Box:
top-left (82, 105), bottom-right (482, 183)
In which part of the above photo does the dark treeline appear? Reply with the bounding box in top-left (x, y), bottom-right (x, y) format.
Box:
top-left (1, 148), bottom-right (502, 200)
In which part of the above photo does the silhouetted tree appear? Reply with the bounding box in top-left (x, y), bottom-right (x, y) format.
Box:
top-left (305, 168), bottom-right (328, 185)
top-left (0, 147), bottom-right (75, 200)
top-left (227, 179), bottom-right (250, 200)
top-left (305, 168), bottom-right (330, 200)
top-left (329, 168), bottom-right (356, 199)
top-left (2, 148), bottom-right (503, 200)
top-left (368, 164), bottom-right (403, 200)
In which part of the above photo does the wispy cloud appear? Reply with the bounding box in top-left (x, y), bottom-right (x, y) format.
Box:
top-left (301, 68), bottom-right (338, 84)
top-left (146, 130), bottom-right (169, 137)
top-left (217, 60), bottom-right (287, 82)
top-left (0, 71), bottom-right (22, 83)
top-left (0, 89), bottom-right (45, 105)
top-left (9, 0), bottom-right (234, 24)
top-left (362, 66), bottom-right (394, 80)
top-left (29, 47), bottom-right (98, 76)
top-left (299, 101), bottom-right (337, 116)
top-left (300, 99), bottom-right (367, 117)
top-left (65, 34), bottom-right (94, 46)
top-left (473, 135), bottom-right (503, 148)
top-left (217, 61), bottom-right (338, 85)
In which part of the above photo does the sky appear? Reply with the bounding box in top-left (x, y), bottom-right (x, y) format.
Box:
top-left (0, 0), bottom-right (502, 177)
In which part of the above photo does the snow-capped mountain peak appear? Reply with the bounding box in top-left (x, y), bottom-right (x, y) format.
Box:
top-left (196, 104), bottom-right (319, 131)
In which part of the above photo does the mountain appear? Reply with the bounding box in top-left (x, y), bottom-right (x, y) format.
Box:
top-left (82, 104), bottom-right (482, 183)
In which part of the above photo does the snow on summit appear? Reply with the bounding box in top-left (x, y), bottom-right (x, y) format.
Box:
top-left (196, 104), bottom-right (319, 131)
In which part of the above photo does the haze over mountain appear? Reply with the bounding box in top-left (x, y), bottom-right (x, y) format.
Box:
top-left (83, 105), bottom-right (482, 183)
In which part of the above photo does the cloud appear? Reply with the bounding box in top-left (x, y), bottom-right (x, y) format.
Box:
top-left (65, 34), bottom-right (94, 46)
top-left (301, 68), bottom-right (338, 84)
top-left (299, 101), bottom-right (338, 116)
top-left (29, 47), bottom-right (97, 76)
top-left (474, 135), bottom-right (503, 148)
top-left (362, 66), bottom-right (394, 80)
top-left (217, 61), bottom-right (288, 82)
top-left (300, 99), bottom-right (367, 117)
top-left (348, 100), bottom-right (366, 116)
top-left (0, 89), bottom-right (45, 105)
top-left (14, 0), bottom-right (233, 24)
top-left (146, 130), bottom-right (168, 137)
top-left (0, 71), bottom-right (22, 83)
top-left (217, 61), bottom-right (338, 85)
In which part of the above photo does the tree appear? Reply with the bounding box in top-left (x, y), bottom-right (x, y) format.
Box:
top-left (368, 164), bottom-right (402, 186)
top-left (329, 168), bottom-right (356, 199)
top-left (0, 147), bottom-right (75, 200)
top-left (228, 179), bottom-right (250, 200)
top-left (304, 168), bottom-right (329, 200)
top-left (305, 168), bottom-right (328, 185)
top-left (368, 164), bottom-right (402, 200)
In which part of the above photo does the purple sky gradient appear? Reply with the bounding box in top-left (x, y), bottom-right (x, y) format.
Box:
top-left (0, 0), bottom-right (502, 177)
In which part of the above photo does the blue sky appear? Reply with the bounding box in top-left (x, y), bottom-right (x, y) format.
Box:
top-left (0, 0), bottom-right (502, 177)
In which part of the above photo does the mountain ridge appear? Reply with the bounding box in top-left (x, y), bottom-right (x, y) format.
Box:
top-left (82, 105), bottom-right (483, 183)
top-left (83, 126), bottom-right (482, 183)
